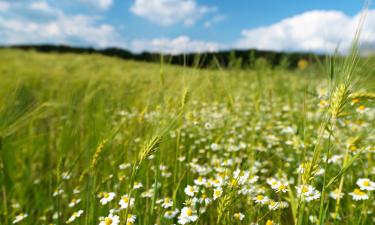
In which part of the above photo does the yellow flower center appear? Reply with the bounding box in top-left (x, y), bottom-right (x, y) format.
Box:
top-left (363, 181), bottom-right (370, 186)
top-left (105, 218), bottom-right (113, 225)
top-left (353, 188), bottom-right (365, 195)
top-left (104, 193), bottom-right (109, 198)
top-left (186, 208), bottom-right (193, 216)
top-left (302, 186), bottom-right (309, 193)
top-left (266, 220), bottom-right (274, 225)
top-left (256, 195), bottom-right (264, 200)
top-left (358, 105), bottom-right (366, 110)
top-left (234, 213), bottom-right (241, 219)
top-left (123, 196), bottom-right (129, 203)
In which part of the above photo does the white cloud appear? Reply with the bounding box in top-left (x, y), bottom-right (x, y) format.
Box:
top-left (0, 1), bottom-right (10, 11)
top-left (236, 10), bottom-right (375, 53)
top-left (130, 0), bottom-right (216, 26)
top-left (204, 15), bottom-right (226, 28)
top-left (131, 36), bottom-right (221, 54)
top-left (80, 0), bottom-right (113, 10)
top-left (30, 1), bottom-right (59, 14)
top-left (0, 1), bottom-right (123, 48)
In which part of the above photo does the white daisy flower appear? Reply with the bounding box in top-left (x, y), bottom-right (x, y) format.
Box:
top-left (12, 213), bottom-right (28, 224)
top-left (233, 212), bottom-right (245, 221)
top-left (329, 189), bottom-right (344, 200)
top-left (66, 210), bottom-right (83, 223)
top-left (178, 207), bottom-right (198, 224)
top-left (213, 187), bottom-right (222, 200)
top-left (349, 189), bottom-right (369, 201)
top-left (184, 185), bottom-right (198, 197)
top-left (133, 182), bottom-right (143, 190)
top-left (194, 177), bottom-right (207, 186)
top-left (99, 192), bottom-right (116, 205)
top-left (356, 178), bottom-right (375, 191)
top-left (161, 197), bottom-right (173, 209)
top-left (118, 194), bottom-right (135, 209)
top-left (68, 198), bottom-right (81, 208)
top-left (253, 194), bottom-right (269, 205)
top-left (164, 209), bottom-right (179, 219)
top-left (99, 214), bottom-right (120, 225)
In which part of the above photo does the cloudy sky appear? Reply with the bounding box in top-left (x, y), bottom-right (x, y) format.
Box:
top-left (0, 0), bottom-right (374, 54)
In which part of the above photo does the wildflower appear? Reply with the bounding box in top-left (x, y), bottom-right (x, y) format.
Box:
top-left (184, 185), bottom-right (198, 197)
top-left (161, 197), bottom-right (173, 208)
top-left (119, 194), bottom-right (135, 209)
top-left (12, 213), bottom-right (28, 224)
top-left (356, 178), bottom-right (375, 191)
top-left (254, 194), bottom-right (269, 205)
top-left (266, 219), bottom-right (276, 225)
top-left (349, 189), bottom-right (369, 201)
top-left (194, 177), bottom-right (207, 186)
top-left (133, 182), bottom-right (143, 190)
top-left (68, 198), bottom-right (81, 207)
top-left (268, 200), bottom-right (280, 210)
top-left (53, 188), bottom-right (64, 197)
top-left (178, 207), bottom-right (198, 224)
top-left (126, 214), bottom-right (136, 224)
top-left (62, 172), bottom-right (71, 180)
top-left (213, 187), bottom-right (222, 200)
top-left (99, 192), bottom-right (116, 205)
top-left (99, 214), bottom-right (120, 225)
top-left (233, 212), bottom-right (245, 221)
top-left (119, 163), bottom-right (131, 170)
top-left (296, 185), bottom-right (320, 202)
top-left (199, 193), bottom-right (211, 205)
top-left (66, 210), bottom-right (83, 223)
top-left (164, 209), bottom-right (179, 219)
top-left (356, 105), bottom-right (368, 113)
top-left (329, 189), bottom-right (344, 200)
top-left (141, 189), bottom-right (154, 198)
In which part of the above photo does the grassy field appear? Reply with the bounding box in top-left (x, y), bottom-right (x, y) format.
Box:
top-left (0, 49), bottom-right (374, 225)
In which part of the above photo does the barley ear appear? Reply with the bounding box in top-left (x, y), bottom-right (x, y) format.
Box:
top-left (90, 139), bottom-right (108, 170)
top-left (138, 135), bottom-right (162, 164)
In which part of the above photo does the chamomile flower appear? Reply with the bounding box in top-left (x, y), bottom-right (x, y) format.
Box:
top-left (119, 194), bottom-right (135, 209)
top-left (12, 213), bottom-right (28, 224)
top-left (329, 189), bottom-right (344, 200)
top-left (184, 185), bottom-right (199, 197)
top-left (68, 198), bottom-right (81, 207)
top-left (268, 200), bottom-right (280, 210)
top-left (233, 212), bottom-right (245, 221)
top-left (178, 207), bottom-right (198, 224)
top-left (266, 219), bottom-right (277, 225)
top-left (296, 185), bottom-right (320, 202)
top-left (349, 189), bottom-right (369, 201)
top-left (161, 197), bottom-right (173, 208)
top-left (126, 214), bottom-right (136, 224)
top-left (99, 214), bottom-right (120, 225)
top-left (66, 210), bottom-right (83, 223)
top-left (194, 176), bottom-right (207, 186)
top-left (213, 187), bottom-right (222, 200)
top-left (164, 209), bottom-right (179, 219)
top-left (133, 181), bottom-right (143, 190)
top-left (254, 194), bottom-right (269, 205)
top-left (99, 192), bottom-right (116, 205)
top-left (356, 178), bottom-right (375, 191)
top-left (199, 193), bottom-right (211, 205)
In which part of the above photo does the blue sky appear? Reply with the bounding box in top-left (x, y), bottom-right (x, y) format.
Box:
top-left (0, 0), bottom-right (374, 53)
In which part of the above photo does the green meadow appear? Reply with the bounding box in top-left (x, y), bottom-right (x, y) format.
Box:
top-left (0, 49), bottom-right (374, 225)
